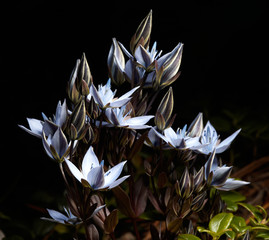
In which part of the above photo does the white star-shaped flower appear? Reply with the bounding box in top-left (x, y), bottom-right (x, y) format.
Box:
top-left (105, 106), bottom-right (154, 129)
top-left (65, 146), bottom-right (129, 190)
top-left (88, 78), bottom-right (139, 109)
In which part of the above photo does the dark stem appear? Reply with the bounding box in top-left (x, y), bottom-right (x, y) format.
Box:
top-left (71, 225), bottom-right (79, 240)
top-left (127, 161), bottom-right (135, 207)
top-left (69, 139), bottom-right (75, 162)
top-left (150, 175), bottom-right (163, 212)
top-left (110, 232), bottom-right (116, 240)
top-left (144, 89), bottom-right (160, 114)
top-left (132, 218), bottom-right (141, 240)
top-left (83, 221), bottom-right (91, 240)
top-left (59, 162), bottom-right (70, 190)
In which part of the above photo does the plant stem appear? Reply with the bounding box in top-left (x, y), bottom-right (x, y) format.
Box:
top-left (132, 218), bottom-right (141, 240)
top-left (84, 221), bottom-right (91, 240)
top-left (144, 89), bottom-right (160, 114)
top-left (59, 162), bottom-right (69, 187)
top-left (69, 139), bottom-right (75, 162)
top-left (110, 232), bottom-right (116, 240)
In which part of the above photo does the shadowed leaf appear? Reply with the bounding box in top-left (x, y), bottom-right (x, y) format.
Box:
top-left (112, 186), bottom-right (135, 218)
top-left (104, 209), bottom-right (118, 234)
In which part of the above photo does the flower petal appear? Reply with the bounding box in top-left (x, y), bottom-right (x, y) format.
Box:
top-left (42, 132), bottom-right (54, 159)
top-left (108, 175), bottom-right (130, 189)
top-left (164, 127), bottom-right (177, 141)
top-left (55, 99), bottom-right (68, 127)
top-left (51, 128), bottom-right (68, 158)
top-left (135, 44), bottom-right (152, 68)
top-left (216, 178), bottom-right (249, 191)
top-left (82, 146), bottom-right (100, 177)
top-left (65, 159), bottom-right (84, 182)
top-left (124, 115), bottom-right (154, 126)
top-left (151, 127), bottom-right (169, 144)
top-left (47, 209), bottom-right (68, 224)
top-left (204, 150), bottom-right (216, 180)
top-left (127, 124), bottom-right (152, 129)
top-left (216, 129), bottom-right (241, 153)
top-left (90, 84), bottom-right (104, 108)
top-left (89, 204), bottom-right (106, 218)
top-left (103, 161), bottom-right (127, 188)
top-left (110, 86), bottom-right (139, 108)
top-left (211, 166), bottom-right (233, 186)
top-left (18, 118), bottom-right (43, 138)
top-left (87, 165), bottom-right (105, 190)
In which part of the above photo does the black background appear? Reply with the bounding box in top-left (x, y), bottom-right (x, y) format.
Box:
top-left (2, 0), bottom-right (269, 231)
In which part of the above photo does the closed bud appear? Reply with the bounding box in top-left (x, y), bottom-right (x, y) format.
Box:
top-left (108, 38), bottom-right (125, 86)
top-left (67, 60), bottom-right (82, 104)
top-left (187, 112), bottom-right (203, 137)
top-left (68, 100), bottom-right (86, 140)
top-left (151, 43), bottom-right (183, 90)
top-left (155, 87), bottom-right (175, 131)
top-left (78, 53), bottom-right (93, 89)
top-left (193, 167), bottom-right (206, 193)
top-left (179, 168), bottom-right (193, 199)
top-left (191, 191), bottom-right (207, 212)
top-left (130, 10), bottom-right (152, 54)
top-left (67, 54), bottom-right (92, 103)
top-left (84, 123), bottom-right (94, 144)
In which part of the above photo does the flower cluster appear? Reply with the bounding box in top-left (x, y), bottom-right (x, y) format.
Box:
top-left (19, 10), bottom-right (250, 239)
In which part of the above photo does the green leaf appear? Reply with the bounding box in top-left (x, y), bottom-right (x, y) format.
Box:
top-left (197, 226), bottom-right (214, 234)
top-left (238, 203), bottom-right (264, 222)
top-left (225, 200), bottom-right (239, 212)
top-left (220, 191), bottom-right (246, 203)
top-left (225, 230), bottom-right (236, 240)
top-left (252, 226), bottom-right (269, 231)
top-left (209, 213), bottom-right (233, 234)
top-left (255, 231), bottom-right (269, 239)
top-left (178, 234), bottom-right (202, 240)
top-left (220, 191), bottom-right (246, 211)
top-left (230, 216), bottom-right (247, 232)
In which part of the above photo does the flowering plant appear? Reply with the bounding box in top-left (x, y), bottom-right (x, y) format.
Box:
top-left (18, 10), bottom-right (269, 240)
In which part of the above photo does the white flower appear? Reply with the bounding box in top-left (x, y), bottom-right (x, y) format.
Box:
top-left (18, 117), bottom-right (44, 138)
top-left (204, 150), bottom-right (249, 191)
top-left (105, 106), bottom-right (154, 129)
top-left (65, 146), bottom-right (129, 190)
top-left (196, 121), bottom-right (241, 155)
top-left (134, 42), bottom-right (162, 69)
top-left (18, 99), bottom-right (68, 138)
top-left (151, 125), bottom-right (202, 150)
top-left (41, 206), bottom-right (105, 225)
top-left (42, 207), bottom-right (80, 225)
top-left (88, 78), bottom-right (139, 109)
top-left (42, 127), bottom-right (75, 162)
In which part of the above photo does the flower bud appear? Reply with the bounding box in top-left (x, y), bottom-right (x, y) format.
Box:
top-left (67, 60), bottom-right (81, 104)
top-left (68, 100), bottom-right (87, 140)
top-left (108, 38), bottom-right (125, 86)
top-left (153, 43), bottom-right (183, 90)
top-left (155, 87), bottom-right (176, 131)
top-left (178, 168), bottom-right (193, 199)
top-left (191, 191), bottom-right (207, 212)
top-left (187, 112), bottom-right (203, 137)
top-left (78, 53), bottom-right (93, 89)
top-left (67, 54), bottom-right (93, 103)
top-left (130, 10), bottom-right (152, 54)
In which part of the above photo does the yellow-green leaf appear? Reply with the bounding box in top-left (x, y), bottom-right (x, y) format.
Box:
top-left (209, 212), bottom-right (233, 234)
